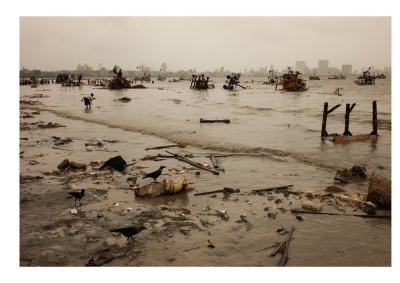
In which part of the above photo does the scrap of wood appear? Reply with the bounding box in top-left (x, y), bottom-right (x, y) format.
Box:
top-left (200, 118), bottom-right (230, 124)
top-left (165, 151), bottom-right (220, 175)
top-left (333, 134), bottom-right (378, 143)
top-left (145, 144), bottom-right (181, 151)
top-left (277, 226), bottom-right (295, 267)
top-left (252, 185), bottom-right (293, 193)
top-left (290, 209), bottom-right (390, 219)
top-left (210, 155), bottom-right (225, 172)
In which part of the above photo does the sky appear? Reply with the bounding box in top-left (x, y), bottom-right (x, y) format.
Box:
top-left (20, 16), bottom-right (391, 72)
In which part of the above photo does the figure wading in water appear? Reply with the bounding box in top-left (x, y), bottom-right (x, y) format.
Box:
top-left (81, 93), bottom-right (95, 110)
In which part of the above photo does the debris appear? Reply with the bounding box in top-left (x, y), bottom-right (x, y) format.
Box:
top-left (338, 194), bottom-right (376, 209)
top-left (134, 176), bottom-right (189, 197)
top-left (252, 185), bottom-right (293, 194)
top-left (290, 209), bottom-right (391, 219)
top-left (277, 226), bottom-right (295, 266)
top-left (194, 187), bottom-right (240, 196)
top-left (210, 155), bottom-right (225, 172)
top-left (301, 200), bottom-right (323, 212)
top-left (367, 174), bottom-right (391, 209)
top-left (70, 208), bottom-right (78, 214)
top-left (335, 165), bottom-right (367, 182)
top-left (86, 252), bottom-right (115, 266)
top-left (200, 118), bottom-right (230, 124)
top-left (295, 215), bottom-right (303, 221)
top-left (325, 186), bottom-right (346, 193)
top-left (207, 240), bottom-right (215, 248)
top-left (99, 155), bottom-right (129, 172)
top-left (57, 159), bottom-right (87, 171)
top-left (215, 210), bottom-right (229, 221)
top-left (38, 122), bottom-right (65, 128)
top-left (145, 144), bottom-right (183, 151)
top-left (85, 138), bottom-right (105, 147)
top-left (166, 151), bottom-right (220, 175)
top-left (116, 97), bottom-right (131, 102)
top-left (275, 67), bottom-right (307, 92)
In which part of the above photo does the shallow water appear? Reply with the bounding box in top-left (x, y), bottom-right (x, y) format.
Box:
top-left (19, 77), bottom-right (391, 266)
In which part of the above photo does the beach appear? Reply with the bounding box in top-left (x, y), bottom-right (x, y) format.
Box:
top-left (19, 78), bottom-right (391, 266)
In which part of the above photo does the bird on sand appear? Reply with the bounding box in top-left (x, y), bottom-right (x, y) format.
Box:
top-left (109, 225), bottom-right (147, 242)
top-left (142, 166), bottom-right (166, 182)
top-left (67, 189), bottom-right (85, 206)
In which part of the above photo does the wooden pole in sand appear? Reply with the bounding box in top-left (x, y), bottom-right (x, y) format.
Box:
top-left (371, 100), bottom-right (378, 135)
top-left (343, 103), bottom-right (356, 136)
top-left (321, 102), bottom-right (341, 138)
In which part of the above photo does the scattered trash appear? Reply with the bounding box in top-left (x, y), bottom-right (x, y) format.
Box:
top-left (145, 144), bottom-right (183, 151)
top-left (210, 155), bottom-right (225, 172)
top-left (57, 159), bottom-right (87, 171)
top-left (116, 97), bottom-right (131, 102)
top-left (166, 151), bottom-right (220, 175)
top-left (70, 208), bottom-right (78, 214)
top-left (207, 240), bottom-right (215, 248)
top-left (134, 176), bottom-right (189, 197)
top-left (252, 185), bottom-right (293, 194)
top-left (301, 200), bottom-right (323, 212)
top-left (38, 122), bottom-right (65, 129)
top-left (194, 187), bottom-right (240, 196)
top-left (85, 138), bottom-right (105, 147)
top-left (99, 155), bottom-right (129, 172)
top-left (216, 210), bottom-right (229, 221)
top-left (113, 203), bottom-right (120, 207)
top-left (295, 215), bottom-right (303, 221)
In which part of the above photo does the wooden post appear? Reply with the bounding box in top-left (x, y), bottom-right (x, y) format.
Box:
top-left (371, 100), bottom-right (378, 135)
top-left (321, 102), bottom-right (329, 137)
top-left (343, 103), bottom-right (356, 136)
top-left (321, 103), bottom-right (341, 138)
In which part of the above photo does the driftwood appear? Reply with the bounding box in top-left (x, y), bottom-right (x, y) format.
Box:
top-left (334, 177), bottom-right (350, 183)
top-left (290, 209), bottom-right (391, 219)
top-left (270, 241), bottom-right (286, 257)
top-left (52, 146), bottom-right (74, 151)
top-left (333, 134), bottom-right (378, 143)
top-left (165, 151), bottom-right (220, 175)
top-left (252, 185), bottom-right (293, 193)
top-left (210, 155), bottom-right (225, 172)
top-left (277, 226), bottom-right (295, 266)
top-left (194, 187), bottom-right (240, 196)
top-left (200, 118), bottom-right (230, 124)
top-left (145, 144), bottom-right (181, 151)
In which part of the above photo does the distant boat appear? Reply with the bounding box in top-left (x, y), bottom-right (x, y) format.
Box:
top-left (328, 74), bottom-right (345, 80)
top-left (309, 74), bottom-right (320, 80)
top-left (376, 73), bottom-right (386, 79)
top-left (354, 67), bottom-right (376, 85)
top-left (275, 67), bottom-right (307, 92)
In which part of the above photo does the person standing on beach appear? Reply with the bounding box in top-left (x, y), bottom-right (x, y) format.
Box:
top-left (81, 93), bottom-right (94, 110)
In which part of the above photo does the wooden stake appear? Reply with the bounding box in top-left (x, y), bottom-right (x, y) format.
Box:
top-left (321, 103), bottom-right (341, 137)
top-left (343, 103), bottom-right (356, 136)
top-left (371, 100), bottom-right (378, 135)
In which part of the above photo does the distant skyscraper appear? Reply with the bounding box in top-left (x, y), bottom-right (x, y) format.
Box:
top-left (295, 61), bottom-right (306, 74)
top-left (318, 60), bottom-right (329, 76)
top-left (160, 62), bottom-right (167, 72)
top-left (341, 64), bottom-right (352, 76)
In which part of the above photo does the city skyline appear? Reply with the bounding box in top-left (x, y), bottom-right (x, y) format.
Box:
top-left (20, 17), bottom-right (391, 73)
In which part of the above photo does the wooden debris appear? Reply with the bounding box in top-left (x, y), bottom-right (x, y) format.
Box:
top-left (252, 185), bottom-right (293, 193)
top-left (210, 155), bottom-right (225, 172)
top-left (290, 209), bottom-right (391, 219)
top-left (194, 187), bottom-right (240, 196)
top-left (200, 118), bottom-right (230, 124)
top-left (165, 151), bottom-right (220, 175)
top-left (333, 134), bottom-right (378, 143)
top-left (145, 144), bottom-right (182, 151)
top-left (277, 226), bottom-right (295, 266)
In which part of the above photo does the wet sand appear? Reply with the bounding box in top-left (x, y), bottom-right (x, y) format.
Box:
top-left (19, 91), bottom-right (391, 267)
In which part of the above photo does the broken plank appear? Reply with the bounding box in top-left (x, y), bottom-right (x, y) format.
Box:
top-left (252, 185), bottom-right (293, 193)
top-left (333, 134), bottom-right (378, 143)
top-left (165, 151), bottom-right (220, 175)
top-left (210, 155), bottom-right (225, 172)
top-left (277, 226), bottom-right (295, 267)
top-left (145, 144), bottom-right (182, 151)
top-left (200, 118), bottom-right (230, 124)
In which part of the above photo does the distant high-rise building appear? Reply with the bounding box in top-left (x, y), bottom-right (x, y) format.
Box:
top-left (295, 61), bottom-right (307, 74)
top-left (341, 64), bottom-right (352, 76)
top-left (318, 60), bottom-right (329, 76)
top-left (160, 62), bottom-right (167, 72)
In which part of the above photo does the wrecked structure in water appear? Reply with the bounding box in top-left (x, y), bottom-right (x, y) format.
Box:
top-left (275, 67), bottom-right (307, 92)
top-left (309, 74), bottom-right (320, 80)
top-left (354, 67), bottom-right (376, 85)
top-left (108, 66), bottom-right (132, 89)
top-left (190, 74), bottom-right (214, 90)
top-left (223, 73), bottom-right (245, 90)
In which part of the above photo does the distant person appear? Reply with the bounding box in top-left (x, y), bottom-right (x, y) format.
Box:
top-left (81, 93), bottom-right (95, 110)
top-left (118, 69), bottom-right (122, 78)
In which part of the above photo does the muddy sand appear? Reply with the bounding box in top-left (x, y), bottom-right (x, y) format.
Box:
top-left (19, 100), bottom-right (391, 267)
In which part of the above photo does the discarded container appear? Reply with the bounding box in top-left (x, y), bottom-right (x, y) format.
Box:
top-left (367, 174), bottom-right (391, 209)
top-left (134, 176), bottom-right (188, 197)
top-left (301, 200), bottom-right (323, 212)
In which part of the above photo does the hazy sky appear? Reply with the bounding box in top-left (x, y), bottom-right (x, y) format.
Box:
top-left (20, 16), bottom-right (391, 72)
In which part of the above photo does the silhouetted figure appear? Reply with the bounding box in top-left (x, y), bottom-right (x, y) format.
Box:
top-left (142, 166), bottom-right (166, 182)
top-left (109, 225), bottom-right (146, 242)
top-left (67, 189), bottom-right (85, 206)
